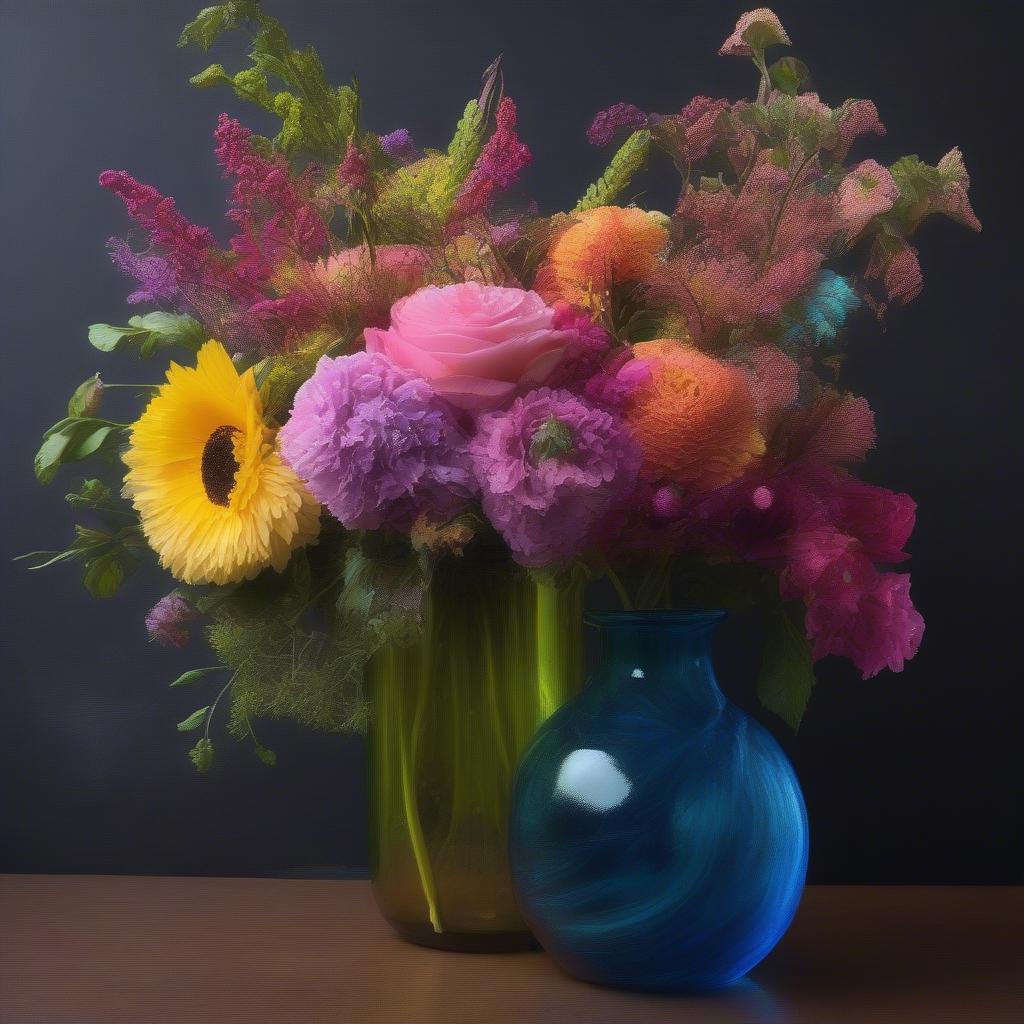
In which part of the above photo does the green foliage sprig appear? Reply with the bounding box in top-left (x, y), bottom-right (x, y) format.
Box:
top-left (575, 129), bottom-right (651, 212)
top-left (181, 0), bottom-right (359, 159)
top-left (18, 478), bottom-right (147, 598)
top-left (89, 313), bottom-right (206, 358)
top-left (168, 531), bottom-right (436, 769)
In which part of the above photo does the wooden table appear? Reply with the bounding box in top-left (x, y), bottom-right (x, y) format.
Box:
top-left (1, 877), bottom-right (1021, 1023)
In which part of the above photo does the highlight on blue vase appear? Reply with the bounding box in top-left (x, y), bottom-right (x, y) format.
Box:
top-left (508, 610), bottom-right (809, 991)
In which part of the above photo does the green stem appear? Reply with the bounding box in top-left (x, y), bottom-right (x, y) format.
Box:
top-left (605, 565), bottom-right (634, 611)
top-left (288, 567), bottom-right (348, 625)
top-left (481, 610), bottom-right (512, 782)
top-left (535, 581), bottom-right (562, 720)
top-left (203, 675), bottom-right (235, 742)
top-left (753, 52), bottom-right (771, 105)
top-left (397, 664), bottom-right (441, 934)
top-left (762, 152), bottom-right (814, 266)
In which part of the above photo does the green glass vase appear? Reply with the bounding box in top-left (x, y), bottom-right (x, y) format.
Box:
top-left (366, 553), bottom-right (584, 951)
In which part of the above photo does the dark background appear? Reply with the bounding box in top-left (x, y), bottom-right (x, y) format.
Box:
top-left (1, 0), bottom-right (1020, 883)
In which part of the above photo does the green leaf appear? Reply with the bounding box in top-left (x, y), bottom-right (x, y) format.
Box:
top-left (338, 542), bottom-right (430, 647)
top-left (190, 63), bottom-right (233, 89)
top-left (65, 478), bottom-right (113, 508)
top-left (170, 668), bottom-right (222, 688)
top-left (742, 18), bottom-right (790, 56)
top-left (18, 524), bottom-right (143, 588)
top-left (82, 554), bottom-right (125, 598)
top-left (769, 57), bottom-right (810, 96)
top-left (252, 19), bottom-right (290, 60)
top-left (530, 416), bottom-right (575, 462)
top-left (34, 431), bottom-right (74, 485)
top-left (443, 99), bottom-right (487, 207)
top-left (89, 313), bottom-right (205, 357)
top-left (178, 4), bottom-right (238, 50)
top-left (575, 130), bottom-right (651, 213)
top-left (757, 606), bottom-right (815, 732)
top-left (68, 424), bottom-right (117, 461)
top-left (188, 738), bottom-right (215, 772)
top-left (254, 743), bottom-right (277, 767)
top-left (889, 154), bottom-right (946, 228)
top-left (177, 707), bottom-right (211, 732)
top-left (35, 418), bottom-right (126, 483)
top-left (68, 374), bottom-right (103, 418)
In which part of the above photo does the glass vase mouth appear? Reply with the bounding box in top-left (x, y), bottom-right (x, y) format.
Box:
top-left (585, 609), bottom-right (727, 631)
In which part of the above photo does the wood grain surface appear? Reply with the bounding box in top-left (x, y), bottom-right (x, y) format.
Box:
top-left (1, 877), bottom-right (1021, 1023)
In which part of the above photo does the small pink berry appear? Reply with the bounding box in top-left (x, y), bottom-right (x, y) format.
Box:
top-left (752, 485), bottom-right (774, 510)
top-left (652, 486), bottom-right (685, 519)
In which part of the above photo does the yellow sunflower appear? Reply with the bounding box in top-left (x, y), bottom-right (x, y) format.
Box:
top-left (123, 340), bottom-right (320, 585)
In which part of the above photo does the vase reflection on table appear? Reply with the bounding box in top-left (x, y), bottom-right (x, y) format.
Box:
top-left (509, 610), bottom-right (808, 991)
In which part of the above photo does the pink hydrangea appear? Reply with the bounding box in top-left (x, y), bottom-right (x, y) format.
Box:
top-left (469, 388), bottom-right (641, 566)
top-left (673, 96), bottom-right (730, 164)
top-left (719, 9), bottom-right (791, 57)
top-left (838, 160), bottom-right (899, 237)
top-left (279, 351), bottom-right (477, 530)
top-left (805, 570), bottom-right (924, 679)
top-left (832, 100), bottom-right (886, 162)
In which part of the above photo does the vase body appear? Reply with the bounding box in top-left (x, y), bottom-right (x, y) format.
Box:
top-left (366, 554), bottom-right (584, 951)
top-left (509, 611), bottom-right (808, 990)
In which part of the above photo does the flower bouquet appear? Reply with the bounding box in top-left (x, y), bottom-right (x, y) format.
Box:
top-left (28, 2), bottom-right (977, 946)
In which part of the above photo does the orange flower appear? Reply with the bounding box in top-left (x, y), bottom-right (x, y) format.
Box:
top-left (536, 206), bottom-right (668, 308)
top-left (625, 339), bottom-right (765, 492)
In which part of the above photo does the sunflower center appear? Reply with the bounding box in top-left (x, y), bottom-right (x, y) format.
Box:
top-left (201, 425), bottom-right (240, 506)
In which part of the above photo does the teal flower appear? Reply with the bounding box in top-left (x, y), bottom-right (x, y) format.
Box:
top-left (781, 271), bottom-right (860, 349)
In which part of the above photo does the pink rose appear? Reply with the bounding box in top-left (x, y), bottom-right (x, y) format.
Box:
top-left (363, 282), bottom-right (575, 411)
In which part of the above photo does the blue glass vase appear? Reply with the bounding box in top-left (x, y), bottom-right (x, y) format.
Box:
top-left (508, 610), bottom-right (808, 991)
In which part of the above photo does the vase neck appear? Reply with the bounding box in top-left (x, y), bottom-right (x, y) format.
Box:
top-left (588, 612), bottom-right (727, 722)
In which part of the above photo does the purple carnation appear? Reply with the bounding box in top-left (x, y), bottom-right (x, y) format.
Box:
top-left (380, 128), bottom-right (418, 164)
top-left (145, 592), bottom-right (197, 648)
top-left (469, 388), bottom-right (641, 567)
top-left (279, 351), bottom-right (478, 530)
top-left (586, 103), bottom-right (649, 147)
top-left (107, 237), bottom-right (179, 304)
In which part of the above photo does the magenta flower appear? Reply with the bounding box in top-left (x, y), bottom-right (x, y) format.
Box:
top-left (279, 351), bottom-right (477, 531)
top-left (548, 304), bottom-right (613, 388)
top-left (338, 141), bottom-right (372, 192)
top-left (587, 103), bottom-right (650, 147)
top-left (452, 97), bottom-right (532, 221)
top-left (99, 169), bottom-right (261, 305)
top-left (213, 114), bottom-right (328, 263)
top-left (805, 568), bottom-right (924, 679)
top-left (824, 472), bottom-right (916, 564)
top-left (145, 592), bottom-right (197, 648)
top-left (469, 388), bottom-right (641, 567)
top-left (584, 348), bottom-right (649, 411)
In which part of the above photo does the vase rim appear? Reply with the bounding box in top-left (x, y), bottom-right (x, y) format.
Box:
top-left (585, 609), bottom-right (727, 629)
